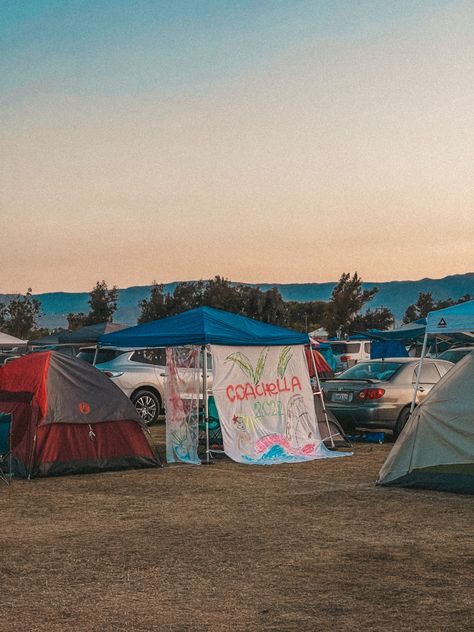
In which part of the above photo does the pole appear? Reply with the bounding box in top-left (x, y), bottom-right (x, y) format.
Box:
top-left (92, 345), bottom-right (99, 366)
top-left (202, 345), bottom-right (210, 464)
top-left (410, 330), bottom-right (428, 413)
top-left (309, 345), bottom-right (335, 448)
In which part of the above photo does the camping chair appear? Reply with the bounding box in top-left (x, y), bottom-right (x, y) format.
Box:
top-left (0, 413), bottom-right (12, 484)
top-left (198, 396), bottom-right (224, 457)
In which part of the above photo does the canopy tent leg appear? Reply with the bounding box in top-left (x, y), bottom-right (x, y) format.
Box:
top-left (92, 345), bottom-right (99, 366)
top-left (309, 347), bottom-right (335, 448)
top-left (202, 345), bottom-right (210, 465)
top-left (410, 330), bottom-right (428, 413)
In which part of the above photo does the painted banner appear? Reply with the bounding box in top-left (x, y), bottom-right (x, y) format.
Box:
top-left (165, 347), bottom-right (201, 465)
top-left (210, 344), bottom-right (342, 464)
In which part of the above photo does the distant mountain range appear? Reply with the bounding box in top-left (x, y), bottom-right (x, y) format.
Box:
top-left (2, 273), bottom-right (473, 329)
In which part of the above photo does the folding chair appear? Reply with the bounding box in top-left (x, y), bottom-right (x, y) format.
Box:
top-left (0, 413), bottom-right (12, 485)
top-left (198, 395), bottom-right (224, 458)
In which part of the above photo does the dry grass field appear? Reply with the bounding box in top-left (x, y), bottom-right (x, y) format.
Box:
top-left (1, 426), bottom-right (473, 632)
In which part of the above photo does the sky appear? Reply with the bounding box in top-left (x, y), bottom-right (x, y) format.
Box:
top-left (1, 0), bottom-right (473, 293)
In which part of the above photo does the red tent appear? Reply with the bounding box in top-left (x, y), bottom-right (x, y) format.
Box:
top-left (305, 347), bottom-right (333, 378)
top-left (0, 351), bottom-right (158, 478)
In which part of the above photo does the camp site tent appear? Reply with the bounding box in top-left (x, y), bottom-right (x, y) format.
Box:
top-left (377, 351), bottom-right (474, 493)
top-left (0, 332), bottom-right (27, 347)
top-left (100, 306), bottom-right (344, 458)
top-left (57, 322), bottom-right (129, 345)
top-left (0, 351), bottom-right (158, 478)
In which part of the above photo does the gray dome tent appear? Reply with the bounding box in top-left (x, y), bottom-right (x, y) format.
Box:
top-left (377, 351), bottom-right (474, 494)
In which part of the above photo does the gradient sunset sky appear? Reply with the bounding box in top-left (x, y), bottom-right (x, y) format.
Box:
top-left (1, 0), bottom-right (473, 293)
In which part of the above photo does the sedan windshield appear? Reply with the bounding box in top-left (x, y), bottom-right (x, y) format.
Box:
top-left (337, 362), bottom-right (403, 382)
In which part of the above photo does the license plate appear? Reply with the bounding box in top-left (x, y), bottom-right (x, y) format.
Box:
top-left (331, 391), bottom-right (353, 403)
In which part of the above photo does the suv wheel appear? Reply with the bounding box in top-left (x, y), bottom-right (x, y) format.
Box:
top-left (394, 406), bottom-right (411, 439)
top-left (132, 390), bottom-right (161, 426)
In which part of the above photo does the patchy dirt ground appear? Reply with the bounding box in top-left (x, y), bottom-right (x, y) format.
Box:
top-left (1, 427), bottom-right (473, 632)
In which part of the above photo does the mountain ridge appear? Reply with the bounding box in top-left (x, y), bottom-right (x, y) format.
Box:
top-left (1, 273), bottom-right (473, 328)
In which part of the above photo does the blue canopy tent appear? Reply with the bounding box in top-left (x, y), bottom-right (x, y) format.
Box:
top-left (99, 306), bottom-right (309, 348)
top-left (99, 307), bottom-right (337, 460)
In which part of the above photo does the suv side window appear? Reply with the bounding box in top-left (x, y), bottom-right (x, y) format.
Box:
top-left (130, 349), bottom-right (166, 366)
top-left (413, 363), bottom-right (440, 384)
top-left (346, 343), bottom-right (360, 354)
top-left (364, 343), bottom-right (371, 354)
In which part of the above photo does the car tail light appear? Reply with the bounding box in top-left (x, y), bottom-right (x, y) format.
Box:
top-left (340, 355), bottom-right (351, 362)
top-left (357, 388), bottom-right (385, 401)
top-left (103, 371), bottom-right (123, 378)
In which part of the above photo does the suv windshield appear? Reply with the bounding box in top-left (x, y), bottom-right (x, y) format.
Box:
top-left (337, 361), bottom-right (403, 382)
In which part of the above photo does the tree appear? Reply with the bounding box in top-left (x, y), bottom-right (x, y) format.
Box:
top-left (239, 285), bottom-right (265, 321)
top-left (87, 280), bottom-right (118, 324)
top-left (138, 282), bottom-right (167, 323)
top-left (286, 300), bottom-right (327, 332)
top-left (260, 287), bottom-right (287, 325)
top-left (166, 281), bottom-right (205, 315)
top-left (67, 312), bottom-right (88, 331)
top-left (202, 276), bottom-right (242, 312)
top-left (67, 280), bottom-right (118, 329)
top-left (402, 292), bottom-right (472, 324)
top-left (347, 307), bottom-right (394, 335)
top-left (0, 289), bottom-right (42, 339)
top-left (322, 272), bottom-right (378, 337)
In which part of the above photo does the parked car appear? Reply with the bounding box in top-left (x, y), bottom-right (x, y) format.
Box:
top-left (329, 340), bottom-right (371, 372)
top-left (85, 348), bottom-right (212, 426)
top-left (436, 346), bottom-right (474, 364)
top-left (322, 357), bottom-right (453, 438)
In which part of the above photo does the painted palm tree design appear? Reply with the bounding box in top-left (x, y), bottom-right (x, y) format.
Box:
top-left (225, 348), bottom-right (269, 384)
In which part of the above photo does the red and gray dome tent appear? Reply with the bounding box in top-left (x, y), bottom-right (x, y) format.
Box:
top-left (0, 351), bottom-right (159, 478)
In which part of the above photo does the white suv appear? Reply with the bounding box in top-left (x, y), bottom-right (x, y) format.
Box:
top-left (329, 340), bottom-right (371, 372)
top-left (76, 347), bottom-right (212, 425)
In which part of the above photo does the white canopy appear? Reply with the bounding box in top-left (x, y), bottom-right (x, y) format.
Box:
top-left (0, 331), bottom-right (28, 346)
top-left (426, 299), bottom-right (474, 335)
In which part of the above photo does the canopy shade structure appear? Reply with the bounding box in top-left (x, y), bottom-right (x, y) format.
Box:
top-left (29, 330), bottom-right (67, 345)
top-left (410, 300), bottom-right (474, 413)
top-left (366, 320), bottom-right (426, 343)
top-left (58, 322), bottom-right (129, 345)
top-left (0, 331), bottom-right (27, 346)
top-left (99, 307), bottom-right (309, 348)
top-left (425, 299), bottom-right (474, 335)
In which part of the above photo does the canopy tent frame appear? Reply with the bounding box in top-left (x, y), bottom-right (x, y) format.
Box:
top-left (98, 307), bottom-right (330, 464)
top-left (410, 300), bottom-right (474, 414)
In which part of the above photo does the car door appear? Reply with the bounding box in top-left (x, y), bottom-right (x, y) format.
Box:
top-left (412, 362), bottom-right (441, 403)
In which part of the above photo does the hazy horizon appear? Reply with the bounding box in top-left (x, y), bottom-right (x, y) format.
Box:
top-left (2, 1), bottom-right (473, 294)
top-left (1, 270), bottom-right (473, 297)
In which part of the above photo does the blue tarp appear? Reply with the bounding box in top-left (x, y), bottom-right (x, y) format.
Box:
top-left (370, 340), bottom-right (409, 359)
top-left (99, 306), bottom-right (309, 348)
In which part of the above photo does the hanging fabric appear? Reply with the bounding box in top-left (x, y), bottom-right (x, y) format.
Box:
top-left (164, 347), bottom-right (201, 464)
top-left (211, 344), bottom-right (347, 464)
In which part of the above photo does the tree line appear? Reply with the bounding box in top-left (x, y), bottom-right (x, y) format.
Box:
top-left (1, 275), bottom-right (471, 340)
